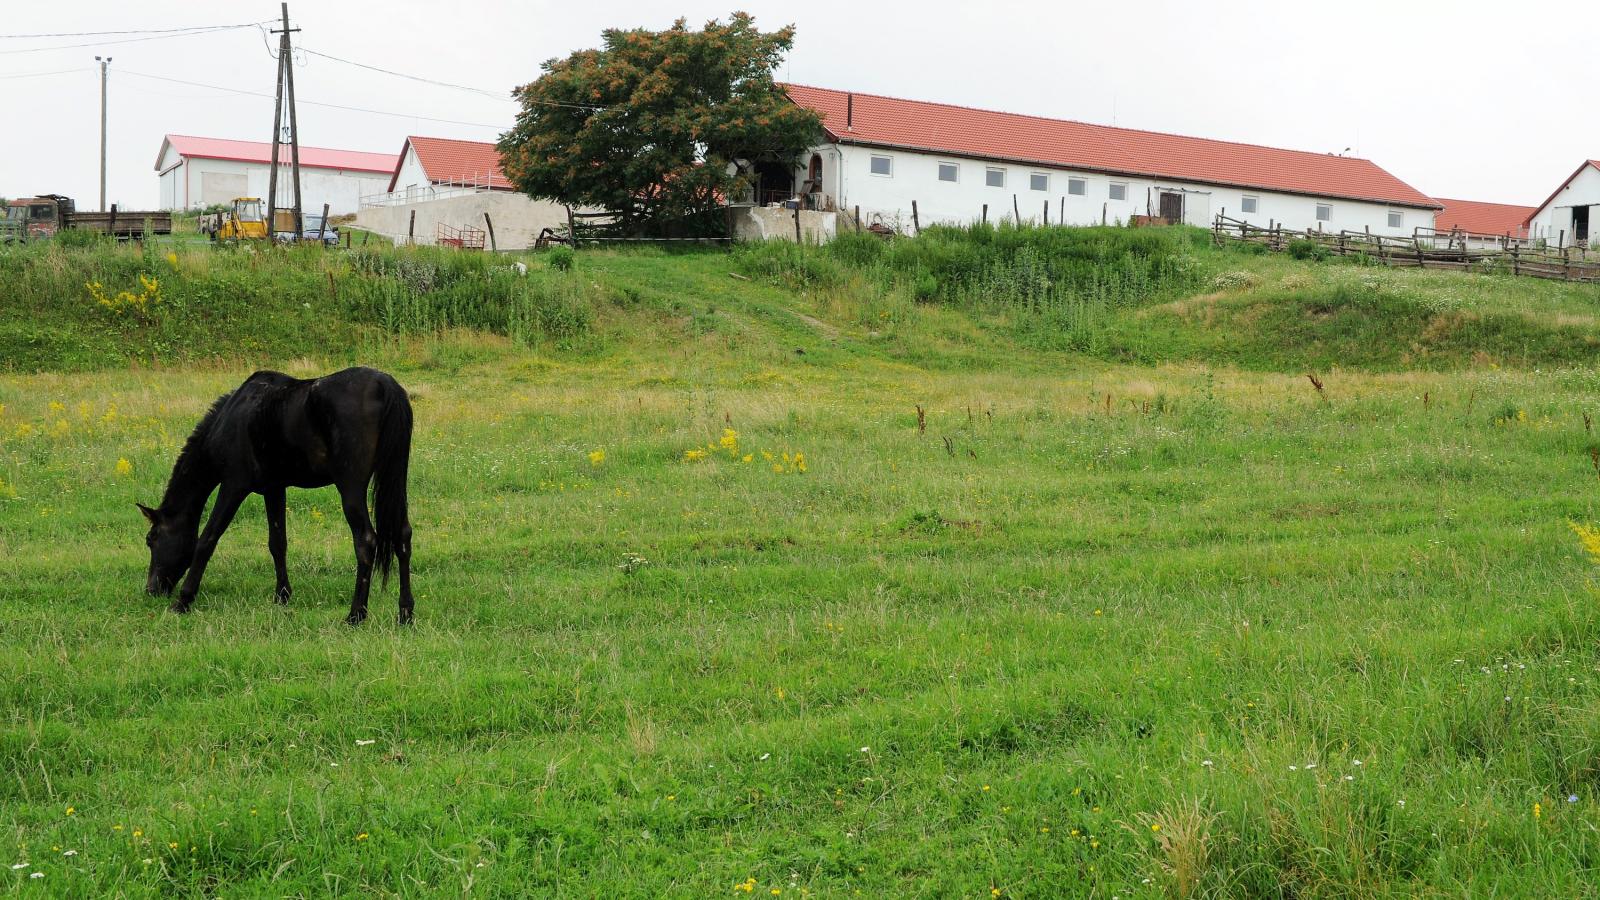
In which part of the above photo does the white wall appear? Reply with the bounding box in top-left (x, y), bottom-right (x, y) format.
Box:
top-left (813, 143), bottom-right (1433, 236)
top-left (1527, 164), bottom-right (1600, 247)
top-left (353, 190), bottom-right (568, 250)
top-left (391, 146), bottom-right (430, 199)
top-left (162, 157), bottom-right (392, 215)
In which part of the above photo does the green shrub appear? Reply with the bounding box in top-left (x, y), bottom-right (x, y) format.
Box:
top-left (1287, 239), bottom-right (1329, 262)
top-left (547, 245), bottom-right (575, 271)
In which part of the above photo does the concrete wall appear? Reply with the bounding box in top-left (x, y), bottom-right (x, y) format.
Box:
top-left (814, 143), bottom-right (1434, 236)
top-left (1528, 164), bottom-right (1600, 247)
top-left (732, 205), bottom-right (838, 243)
top-left (353, 190), bottom-right (569, 250)
top-left (157, 156), bottom-right (392, 215)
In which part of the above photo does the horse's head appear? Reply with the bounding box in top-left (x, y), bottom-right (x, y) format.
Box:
top-left (138, 503), bottom-right (193, 596)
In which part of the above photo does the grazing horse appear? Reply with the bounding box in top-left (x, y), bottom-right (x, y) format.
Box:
top-left (139, 367), bottom-right (415, 624)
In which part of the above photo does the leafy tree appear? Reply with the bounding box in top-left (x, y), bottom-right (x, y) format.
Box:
top-left (498, 13), bottom-right (822, 237)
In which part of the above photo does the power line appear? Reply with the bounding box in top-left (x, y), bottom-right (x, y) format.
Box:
top-left (0, 66), bottom-right (90, 80)
top-left (118, 69), bottom-right (506, 129)
top-left (0, 23), bottom-right (266, 55)
top-left (0, 22), bottom-right (265, 39)
top-left (299, 48), bottom-right (514, 102)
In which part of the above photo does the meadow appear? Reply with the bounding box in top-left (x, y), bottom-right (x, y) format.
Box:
top-left (4, 229), bottom-right (1600, 896)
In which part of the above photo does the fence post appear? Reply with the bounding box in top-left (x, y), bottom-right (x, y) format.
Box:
top-left (911, 200), bottom-right (920, 234)
top-left (981, 203), bottom-right (987, 226)
top-left (407, 209), bottom-right (416, 245)
top-left (1043, 200), bottom-right (1049, 226)
top-left (854, 205), bottom-right (861, 232)
top-left (1012, 194), bottom-right (1020, 225)
top-left (793, 203), bottom-right (802, 243)
top-left (1512, 244), bottom-right (1520, 276)
top-left (566, 205), bottom-right (577, 249)
top-left (483, 212), bottom-right (497, 252)
top-left (319, 203), bottom-right (330, 245)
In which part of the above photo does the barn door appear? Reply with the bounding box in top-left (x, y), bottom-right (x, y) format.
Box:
top-left (1159, 191), bottom-right (1184, 222)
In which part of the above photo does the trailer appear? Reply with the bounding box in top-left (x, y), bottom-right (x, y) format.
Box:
top-left (1, 195), bottom-right (172, 243)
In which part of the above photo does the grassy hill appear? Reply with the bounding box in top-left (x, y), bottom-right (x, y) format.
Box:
top-left (4, 231), bottom-right (1600, 896)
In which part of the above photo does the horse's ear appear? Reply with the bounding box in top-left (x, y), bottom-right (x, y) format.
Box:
top-left (137, 503), bottom-right (158, 523)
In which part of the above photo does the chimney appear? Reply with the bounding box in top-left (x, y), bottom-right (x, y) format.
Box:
top-left (846, 92), bottom-right (853, 131)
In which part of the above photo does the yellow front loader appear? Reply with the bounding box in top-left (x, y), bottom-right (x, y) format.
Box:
top-left (212, 197), bottom-right (269, 242)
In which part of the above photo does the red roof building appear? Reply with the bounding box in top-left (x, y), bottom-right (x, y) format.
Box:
top-left (387, 136), bottom-right (513, 193)
top-left (779, 84), bottom-right (1439, 233)
top-left (154, 134), bottom-right (400, 212)
top-left (1434, 198), bottom-right (1535, 238)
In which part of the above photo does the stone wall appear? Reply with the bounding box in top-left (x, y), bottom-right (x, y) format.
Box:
top-left (354, 191), bottom-right (569, 250)
top-left (731, 205), bottom-right (838, 244)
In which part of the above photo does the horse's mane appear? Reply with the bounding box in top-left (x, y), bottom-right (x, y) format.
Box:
top-left (158, 390), bottom-right (233, 509)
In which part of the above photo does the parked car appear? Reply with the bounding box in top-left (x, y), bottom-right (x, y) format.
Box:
top-left (274, 213), bottom-right (339, 246)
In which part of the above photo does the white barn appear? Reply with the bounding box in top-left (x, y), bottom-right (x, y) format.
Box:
top-left (766, 86), bottom-right (1439, 236)
top-left (353, 136), bottom-right (572, 249)
top-left (1525, 160), bottom-right (1600, 248)
top-left (154, 135), bottom-right (398, 215)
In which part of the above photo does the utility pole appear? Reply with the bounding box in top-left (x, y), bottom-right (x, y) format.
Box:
top-left (267, 4), bottom-right (302, 239)
top-left (96, 55), bottom-right (111, 212)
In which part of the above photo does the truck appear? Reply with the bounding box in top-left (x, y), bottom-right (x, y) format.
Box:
top-left (0, 195), bottom-right (173, 243)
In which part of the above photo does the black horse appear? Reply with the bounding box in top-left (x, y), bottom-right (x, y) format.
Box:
top-left (139, 367), bottom-right (415, 624)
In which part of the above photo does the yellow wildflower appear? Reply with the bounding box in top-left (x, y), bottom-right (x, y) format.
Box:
top-left (65, 806), bottom-right (75, 816)
top-left (588, 448), bottom-right (605, 467)
top-left (1151, 823), bottom-right (1161, 832)
top-left (742, 453), bottom-right (753, 463)
top-left (794, 452), bottom-right (806, 473)
top-left (685, 449), bottom-right (707, 461)
top-left (169, 842), bottom-right (178, 849)
top-left (1571, 522), bottom-right (1600, 565)
top-left (1533, 803), bottom-right (1542, 820)
top-left (356, 832), bottom-right (369, 841)
top-left (772, 463), bottom-right (783, 474)
top-left (14, 423), bottom-right (34, 438)
top-left (166, 251), bottom-right (178, 268)
top-left (115, 458), bottom-right (133, 477)
top-left (719, 428), bottom-right (739, 453)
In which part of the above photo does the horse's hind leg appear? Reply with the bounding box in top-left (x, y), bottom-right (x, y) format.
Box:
top-left (264, 487), bottom-right (291, 604)
top-left (397, 523), bottom-right (414, 625)
top-left (337, 480), bottom-right (377, 625)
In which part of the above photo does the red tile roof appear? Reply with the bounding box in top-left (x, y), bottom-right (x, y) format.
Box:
top-left (784, 85), bottom-right (1440, 210)
top-left (1525, 160), bottom-right (1600, 224)
top-left (157, 135), bottom-right (397, 174)
top-left (389, 136), bottom-right (513, 191)
top-left (1434, 198), bottom-right (1535, 237)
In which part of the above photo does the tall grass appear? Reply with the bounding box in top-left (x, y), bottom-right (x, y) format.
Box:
top-left (0, 241), bottom-right (599, 371)
top-left (733, 223), bottom-right (1210, 349)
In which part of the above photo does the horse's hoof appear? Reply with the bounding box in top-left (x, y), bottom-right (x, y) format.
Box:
top-left (398, 607), bottom-right (414, 626)
top-left (344, 611), bottom-right (367, 626)
top-left (169, 600), bottom-right (193, 615)
top-left (274, 586), bottom-right (292, 605)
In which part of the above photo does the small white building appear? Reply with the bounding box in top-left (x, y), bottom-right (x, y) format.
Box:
top-left (154, 135), bottom-right (398, 215)
top-left (1525, 160), bottom-right (1600, 248)
top-left (355, 136), bottom-right (571, 249)
top-left (768, 86), bottom-right (1440, 237)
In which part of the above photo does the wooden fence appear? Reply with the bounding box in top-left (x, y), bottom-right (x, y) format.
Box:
top-left (1212, 215), bottom-right (1600, 283)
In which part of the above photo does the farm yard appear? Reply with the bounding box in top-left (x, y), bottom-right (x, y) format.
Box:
top-left (6, 228), bottom-right (1600, 896)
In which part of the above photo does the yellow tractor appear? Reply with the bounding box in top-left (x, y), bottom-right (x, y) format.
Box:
top-left (209, 197), bottom-right (269, 242)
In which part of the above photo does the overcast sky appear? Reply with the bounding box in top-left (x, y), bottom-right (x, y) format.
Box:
top-left (2, 0), bottom-right (1594, 210)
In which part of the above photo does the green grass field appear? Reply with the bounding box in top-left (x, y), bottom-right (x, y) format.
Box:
top-left (5, 232), bottom-right (1600, 896)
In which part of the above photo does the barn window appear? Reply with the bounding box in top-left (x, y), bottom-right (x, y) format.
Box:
top-left (1241, 195), bottom-right (1259, 214)
top-left (1030, 172), bottom-right (1049, 192)
top-left (938, 162), bottom-right (959, 183)
top-left (1068, 178), bottom-right (1086, 196)
top-left (986, 167), bottom-right (1005, 188)
top-left (1315, 203), bottom-right (1332, 222)
top-left (869, 155), bottom-right (893, 177)
top-left (1109, 182), bottom-right (1128, 201)
top-left (1387, 210), bottom-right (1403, 228)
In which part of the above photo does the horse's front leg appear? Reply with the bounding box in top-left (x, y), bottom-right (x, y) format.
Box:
top-left (172, 483), bottom-right (250, 614)
top-left (264, 486), bottom-right (291, 604)
top-left (337, 480), bottom-right (377, 625)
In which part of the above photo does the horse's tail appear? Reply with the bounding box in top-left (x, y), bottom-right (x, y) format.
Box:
top-left (371, 379), bottom-right (413, 589)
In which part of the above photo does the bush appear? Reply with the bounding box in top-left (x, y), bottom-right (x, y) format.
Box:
top-left (1287, 239), bottom-right (1329, 262)
top-left (547, 245), bottom-right (575, 271)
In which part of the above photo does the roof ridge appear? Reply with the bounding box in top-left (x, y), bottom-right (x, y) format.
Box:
top-left (164, 133), bottom-right (394, 157)
top-left (782, 83), bottom-right (1381, 166)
